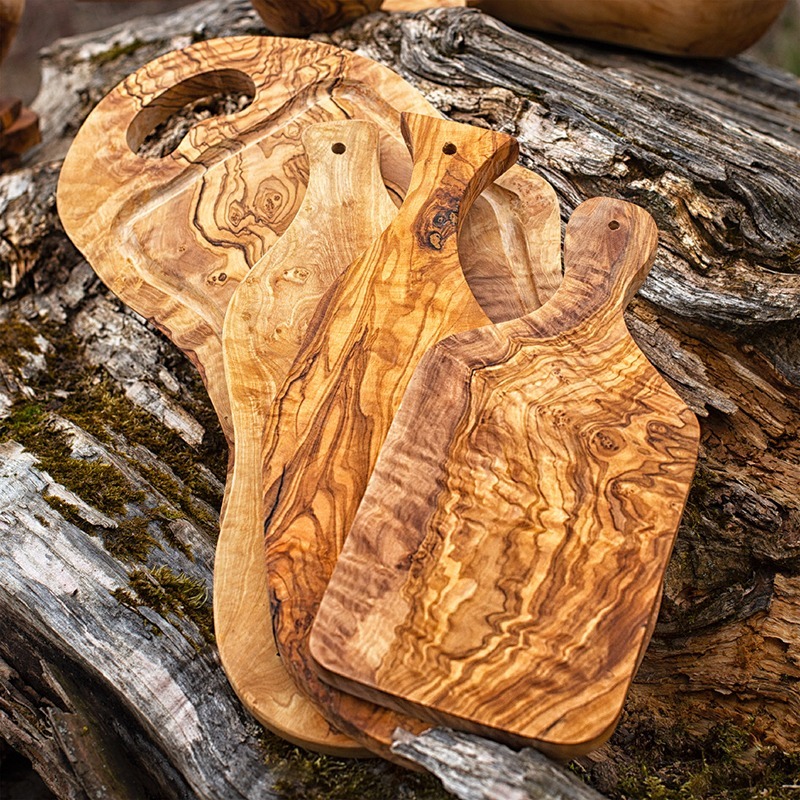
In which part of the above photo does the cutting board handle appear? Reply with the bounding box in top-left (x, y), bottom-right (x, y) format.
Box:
top-left (398, 112), bottom-right (519, 256)
top-left (560, 196), bottom-right (659, 322)
top-left (83, 37), bottom-right (337, 171)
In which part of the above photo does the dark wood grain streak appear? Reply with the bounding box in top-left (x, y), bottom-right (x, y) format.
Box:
top-left (262, 112), bottom-right (519, 762)
top-left (311, 197), bottom-right (701, 758)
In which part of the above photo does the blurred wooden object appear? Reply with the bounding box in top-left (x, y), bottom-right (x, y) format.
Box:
top-left (216, 119), bottom-right (397, 756)
top-left (312, 198), bottom-right (700, 758)
top-left (0, 106), bottom-right (39, 154)
top-left (473, 0), bottom-right (789, 57)
top-left (0, 0), bottom-right (23, 64)
top-left (251, 0), bottom-right (381, 35)
top-left (251, 0), bottom-right (786, 55)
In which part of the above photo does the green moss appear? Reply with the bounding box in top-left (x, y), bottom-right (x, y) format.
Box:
top-left (113, 565), bottom-right (214, 645)
top-left (1, 401), bottom-right (144, 516)
top-left (43, 494), bottom-right (94, 535)
top-left (91, 39), bottom-right (144, 66)
top-left (605, 719), bottom-right (800, 800)
top-left (43, 493), bottom-right (159, 562)
top-left (138, 462), bottom-right (217, 539)
top-left (259, 734), bottom-right (451, 800)
top-left (0, 317), bottom-right (40, 373)
top-left (57, 375), bottom-right (223, 508)
top-left (103, 517), bottom-right (159, 562)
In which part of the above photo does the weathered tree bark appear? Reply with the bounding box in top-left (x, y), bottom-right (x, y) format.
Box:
top-left (0, 1), bottom-right (798, 798)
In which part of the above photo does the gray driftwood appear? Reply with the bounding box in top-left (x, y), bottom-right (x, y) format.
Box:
top-left (1, 1), bottom-right (798, 798)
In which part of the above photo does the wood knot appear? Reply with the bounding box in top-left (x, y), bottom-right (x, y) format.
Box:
top-left (416, 191), bottom-right (459, 251)
top-left (207, 271), bottom-right (228, 286)
top-left (590, 428), bottom-right (626, 457)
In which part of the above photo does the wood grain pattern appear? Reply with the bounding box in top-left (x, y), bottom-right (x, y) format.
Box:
top-left (473, 0), bottom-right (788, 57)
top-left (57, 35), bottom-right (561, 448)
top-left (262, 112), bottom-right (520, 761)
top-left (216, 119), bottom-right (397, 755)
top-left (310, 197), bottom-right (701, 758)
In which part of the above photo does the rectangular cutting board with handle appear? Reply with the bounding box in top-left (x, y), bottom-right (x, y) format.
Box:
top-left (261, 111), bottom-right (519, 762)
top-left (310, 196), bottom-right (701, 758)
top-left (56, 35), bottom-right (561, 446)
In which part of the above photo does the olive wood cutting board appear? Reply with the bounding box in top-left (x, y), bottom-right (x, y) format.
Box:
top-left (310, 197), bottom-right (701, 758)
top-left (217, 119), bottom-right (396, 755)
top-left (261, 111), bottom-right (519, 761)
top-left (57, 35), bottom-right (561, 447)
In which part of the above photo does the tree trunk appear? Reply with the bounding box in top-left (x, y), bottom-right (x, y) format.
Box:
top-left (1, 1), bottom-right (798, 798)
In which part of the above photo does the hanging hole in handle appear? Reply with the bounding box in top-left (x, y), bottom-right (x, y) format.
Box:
top-left (442, 142), bottom-right (457, 155)
top-left (608, 220), bottom-right (620, 230)
top-left (331, 142), bottom-right (347, 154)
top-left (127, 69), bottom-right (256, 159)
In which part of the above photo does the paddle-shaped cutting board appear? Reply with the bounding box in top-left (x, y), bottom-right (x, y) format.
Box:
top-left (57, 35), bottom-right (561, 446)
top-left (262, 112), bottom-right (518, 760)
top-left (310, 197), bottom-right (701, 758)
top-left (217, 119), bottom-right (396, 755)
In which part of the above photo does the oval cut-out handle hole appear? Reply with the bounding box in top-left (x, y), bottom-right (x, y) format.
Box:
top-left (442, 142), bottom-right (457, 155)
top-left (608, 220), bottom-right (620, 230)
top-left (331, 142), bottom-right (347, 154)
top-left (128, 69), bottom-right (256, 159)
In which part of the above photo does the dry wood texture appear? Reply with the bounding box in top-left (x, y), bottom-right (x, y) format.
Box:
top-left (311, 197), bottom-right (700, 757)
top-left (57, 35), bottom-right (560, 448)
top-left (216, 119), bottom-right (397, 755)
top-left (263, 111), bottom-right (522, 762)
top-left (473, 0), bottom-right (789, 57)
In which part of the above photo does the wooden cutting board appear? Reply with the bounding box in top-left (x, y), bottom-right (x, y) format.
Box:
top-left (310, 197), bottom-right (701, 758)
top-left (217, 119), bottom-right (397, 755)
top-left (261, 111), bottom-right (519, 761)
top-left (57, 35), bottom-right (561, 447)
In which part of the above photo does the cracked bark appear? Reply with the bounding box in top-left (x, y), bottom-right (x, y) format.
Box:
top-left (0, 1), bottom-right (798, 798)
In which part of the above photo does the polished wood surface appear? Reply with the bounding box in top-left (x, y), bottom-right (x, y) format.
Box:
top-left (57, 35), bottom-right (561, 447)
top-left (262, 112), bottom-right (520, 760)
top-left (473, 0), bottom-right (788, 57)
top-left (216, 120), bottom-right (397, 755)
top-left (311, 197), bottom-right (700, 758)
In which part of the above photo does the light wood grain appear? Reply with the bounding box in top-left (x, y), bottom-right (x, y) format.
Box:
top-left (310, 197), bottom-right (701, 758)
top-left (216, 119), bottom-right (397, 755)
top-left (472, 0), bottom-right (788, 57)
top-left (57, 35), bottom-right (561, 448)
top-left (262, 111), bottom-right (521, 761)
